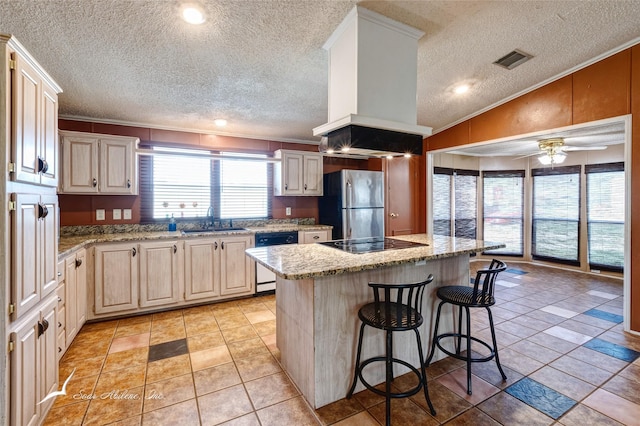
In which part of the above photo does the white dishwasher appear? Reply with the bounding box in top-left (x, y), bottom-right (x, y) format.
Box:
top-left (255, 231), bottom-right (298, 294)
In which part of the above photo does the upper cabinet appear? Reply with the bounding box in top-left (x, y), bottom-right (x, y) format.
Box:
top-left (10, 45), bottom-right (61, 187)
top-left (59, 130), bottom-right (139, 195)
top-left (273, 149), bottom-right (323, 196)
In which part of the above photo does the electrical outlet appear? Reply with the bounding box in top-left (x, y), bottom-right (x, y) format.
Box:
top-left (113, 209), bottom-right (122, 220)
top-left (96, 209), bottom-right (105, 221)
top-left (123, 209), bottom-right (132, 220)
top-left (286, 207), bottom-right (291, 216)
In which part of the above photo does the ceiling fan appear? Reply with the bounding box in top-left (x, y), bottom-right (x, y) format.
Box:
top-left (521, 137), bottom-right (607, 165)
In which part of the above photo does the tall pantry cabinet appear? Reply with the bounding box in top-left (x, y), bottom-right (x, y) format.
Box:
top-left (1, 34), bottom-right (62, 426)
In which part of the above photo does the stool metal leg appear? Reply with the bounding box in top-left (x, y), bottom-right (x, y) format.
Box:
top-left (414, 329), bottom-right (436, 416)
top-left (346, 322), bottom-right (366, 399)
top-left (464, 306), bottom-right (472, 395)
top-left (425, 300), bottom-right (445, 365)
top-left (487, 307), bottom-right (507, 381)
top-left (456, 304), bottom-right (463, 355)
top-left (385, 330), bottom-right (392, 426)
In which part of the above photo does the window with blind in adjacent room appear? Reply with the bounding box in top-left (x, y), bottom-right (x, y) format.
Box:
top-left (432, 167), bottom-right (478, 239)
top-left (483, 170), bottom-right (525, 256)
top-left (532, 165), bottom-right (581, 265)
top-left (586, 162), bottom-right (624, 272)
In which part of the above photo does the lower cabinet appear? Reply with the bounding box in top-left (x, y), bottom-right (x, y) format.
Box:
top-left (9, 295), bottom-right (58, 426)
top-left (90, 235), bottom-right (254, 318)
top-left (184, 235), bottom-right (253, 300)
top-left (56, 248), bottom-right (87, 358)
top-left (139, 240), bottom-right (183, 308)
top-left (94, 242), bottom-right (139, 315)
top-left (298, 229), bottom-right (331, 244)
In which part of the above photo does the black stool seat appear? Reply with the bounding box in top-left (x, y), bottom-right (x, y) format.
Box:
top-left (426, 259), bottom-right (508, 395)
top-left (347, 275), bottom-right (436, 426)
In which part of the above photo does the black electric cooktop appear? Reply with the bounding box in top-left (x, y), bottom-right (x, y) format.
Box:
top-left (319, 237), bottom-right (428, 254)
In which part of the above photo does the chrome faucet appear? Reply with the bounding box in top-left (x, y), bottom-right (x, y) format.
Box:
top-left (205, 205), bottom-right (214, 229)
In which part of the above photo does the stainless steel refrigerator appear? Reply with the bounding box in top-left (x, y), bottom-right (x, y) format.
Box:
top-left (319, 170), bottom-right (384, 240)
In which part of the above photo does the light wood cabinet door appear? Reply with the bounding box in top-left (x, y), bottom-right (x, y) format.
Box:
top-left (75, 249), bottom-right (87, 329)
top-left (12, 52), bottom-right (40, 186)
top-left (139, 240), bottom-right (183, 308)
top-left (65, 256), bottom-right (78, 342)
top-left (303, 153), bottom-right (323, 195)
top-left (11, 51), bottom-right (59, 187)
top-left (299, 230), bottom-right (330, 244)
top-left (61, 135), bottom-right (100, 193)
top-left (40, 82), bottom-right (59, 187)
top-left (220, 236), bottom-right (253, 296)
top-left (9, 309), bottom-right (40, 426)
top-left (94, 243), bottom-right (139, 314)
top-left (40, 297), bottom-right (58, 415)
top-left (184, 239), bottom-right (220, 300)
top-left (40, 194), bottom-right (58, 298)
top-left (99, 137), bottom-right (136, 194)
top-left (11, 193), bottom-right (41, 318)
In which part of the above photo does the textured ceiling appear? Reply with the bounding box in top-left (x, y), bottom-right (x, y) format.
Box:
top-left (1, 1), bottom-right (639, 144)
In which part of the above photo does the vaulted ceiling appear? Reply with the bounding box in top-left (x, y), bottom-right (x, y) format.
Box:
top-left (1, 1), bottom-right (639, 144)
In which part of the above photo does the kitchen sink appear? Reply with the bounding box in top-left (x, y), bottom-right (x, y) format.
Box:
top-left (181, 227), bottom-right (247, 234)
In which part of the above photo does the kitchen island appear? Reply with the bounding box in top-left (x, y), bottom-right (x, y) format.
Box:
top-left (245, 234), bottom-right (503, 408)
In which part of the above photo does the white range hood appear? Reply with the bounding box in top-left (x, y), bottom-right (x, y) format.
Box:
top-left (313, 6), bottom-right (432, 156)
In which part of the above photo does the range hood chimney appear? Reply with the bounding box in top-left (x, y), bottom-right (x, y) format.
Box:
top-left (313, 6), bottom-right (431, 157)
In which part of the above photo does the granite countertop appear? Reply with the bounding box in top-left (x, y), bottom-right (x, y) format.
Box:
top-left (58, 224), bottom-right (332, 259)
top-left (244, 234), bottom-right (505, 280)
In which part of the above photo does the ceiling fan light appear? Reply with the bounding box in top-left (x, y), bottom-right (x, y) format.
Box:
top-left (538, 154), bottom-right (552, 165)
top-left (553, 152), bottom-right (567, 164)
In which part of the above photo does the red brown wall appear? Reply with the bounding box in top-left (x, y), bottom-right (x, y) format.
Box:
top-left (58, 119), bottom-right (372, 226)
top-left (423, 47), bottom-right (639, 331)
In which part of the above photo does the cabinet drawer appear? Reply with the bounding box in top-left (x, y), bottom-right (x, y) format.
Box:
top-left (56, 283), bottom-right (65, 309)
top-left (300, 230), bottom-right (330, 244)
top-left (57, 330), bottom-right (66, 360)
top-left (57, 306), bottom-right (66, 332)
top-left (57, 259), bottom-right (65, 283)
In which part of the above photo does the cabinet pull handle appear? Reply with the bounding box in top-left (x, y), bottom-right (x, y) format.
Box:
top-left (173, 244), bottom-right (177, 254)
top-left (214, 242), bottom-right (218, 250)
top-left (92, 178), bottom-right (97, 187)
top-left (58, 347), bottom-right (62, 353)
top-left (304, 184), bottom-right (307, 190)
top-left (43, 319), bottom-right (49, 332)
top-left (38, 321), bottom-right (44, 337)
top-left (127, 179), bottom-right (131, 188)
top-left (313, 235), bottom-right (320, 240)
top-left (37, 156), bottom-right (48, 174)
top-left (58, 321), bottom-right (62, 328)
top-left (132, 247), bottom-right (137, 257)
top-left (58, 296), bottom-right (62, 303)
top-left (284, 183), bottom-right (288, 190)
top-left (221, 242), bottom-right (225, 250)
top-left (38, 203), bottom-right (48, 219)
top-left (75, 258), bottom-right (82, 268)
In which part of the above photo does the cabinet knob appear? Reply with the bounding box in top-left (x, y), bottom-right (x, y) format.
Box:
top-left (221, 242), bottom-right (225, 250)
top-left (92, 178), bottom-right (97, 187)
top-left (58, 347), bottom-right (62, 353)
top-left (214, 242), bottom-right (218, 250)
top-left (58, 296), bottom-right (62, 303)
top-left (57, 271), bottom-right (62, 277)
top-left (173, 244), bottom-right (177, 254)
top-left (389, 212), bottom-right (399, 218)
top-left (304, 184), bottom-right (307, 190)
top-left (127, 179), bottom-right (131, 188)
top-left (313, 235), bottom-right (320, 240)
top-left (58, 321), bottom-right (62, 328)
top-left (132, 247), bottom-right (137, 257)
top-left (75, 258), bottom-right (82, 268)
top-left (284, 183), bottom-right (288, 190)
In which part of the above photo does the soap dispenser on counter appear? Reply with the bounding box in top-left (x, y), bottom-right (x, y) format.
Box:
top-left (168, 214), bottom-right (177, 231)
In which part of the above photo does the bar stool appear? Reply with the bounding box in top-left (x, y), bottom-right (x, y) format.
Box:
top-left (426, 259), bottom-right (507, 395)
top-left (346, 275), bottom-right (436, 425)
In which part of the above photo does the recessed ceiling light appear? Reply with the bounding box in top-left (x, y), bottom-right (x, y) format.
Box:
top-left (454, 84), bottom-right (470, 94)
top-left (214, 119), bottom-right (227, 127)
top-left (182, 5), bottom-right (205, 25)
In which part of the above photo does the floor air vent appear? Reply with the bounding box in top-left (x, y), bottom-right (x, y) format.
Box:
top-left (493, 49), bottom-right (533, 70)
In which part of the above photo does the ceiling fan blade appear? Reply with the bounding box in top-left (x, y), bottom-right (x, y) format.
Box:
top-left (513, 152), bottom-right (544, 160)
top-left (562, 146), bottom-right (607, 151)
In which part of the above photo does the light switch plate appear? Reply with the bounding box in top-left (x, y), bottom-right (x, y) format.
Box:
top-left (286, 207), bottom-right (291, 216)
top-left (96, 209), bottom-right (105, 221)
top-left (113, 209), bottom-right (122, 220)
top-left (123, 209), bottom-right (132, 220)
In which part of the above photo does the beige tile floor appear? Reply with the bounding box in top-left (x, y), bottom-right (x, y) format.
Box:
top-left (44, 262), bottom-right (639, 425)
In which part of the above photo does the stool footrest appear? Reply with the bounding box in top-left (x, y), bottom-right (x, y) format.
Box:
top-left (434, 333), bottom-right (496, 363)
top-left (357, 356), bottom-right (424, 399)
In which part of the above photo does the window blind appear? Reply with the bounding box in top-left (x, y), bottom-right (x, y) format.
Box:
top-left (586, 162), bottom-right (624, 272)
top-left (432, 171), bottom-right (451, 236)
top-left (483, 170), bottom-right (525, 255)
top-left (217, 152), bottom-right (269, 219)
top-left (532, 165), bottom-right (580, 265)
top-left (432, 167), bottom-right (478, 238)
